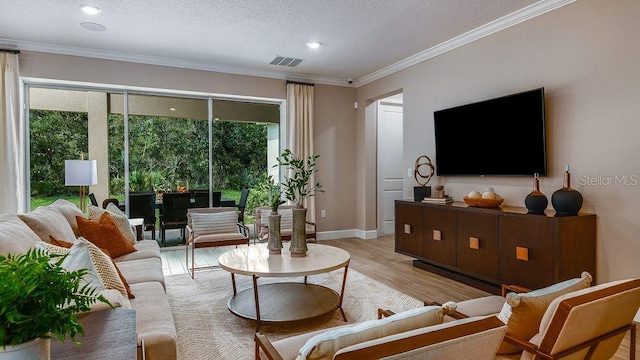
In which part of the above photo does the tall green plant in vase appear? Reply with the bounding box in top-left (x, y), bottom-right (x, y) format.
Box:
top-left (277, 149), bottom-right (325, 256)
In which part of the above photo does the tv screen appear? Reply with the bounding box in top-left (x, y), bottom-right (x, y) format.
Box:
top-left (434, 87), bottom-right (547, 176)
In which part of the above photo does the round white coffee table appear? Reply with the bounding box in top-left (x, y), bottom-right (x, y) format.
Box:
top-left (218, 243), bottom-right (350, 331)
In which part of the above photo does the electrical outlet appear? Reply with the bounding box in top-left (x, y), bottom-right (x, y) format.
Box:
top-left (408, 168), bottom-right (413, 177)
top-left (321, 209), bottom-right (326, 218)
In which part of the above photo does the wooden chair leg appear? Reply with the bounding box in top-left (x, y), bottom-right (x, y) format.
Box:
top-left (631, 323), bottom-right (636, 360)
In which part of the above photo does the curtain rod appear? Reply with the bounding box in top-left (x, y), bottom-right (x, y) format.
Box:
top-left (0, 48), bottom-right (20, 54)
top-left (286, 80), bottom-right (314, 86)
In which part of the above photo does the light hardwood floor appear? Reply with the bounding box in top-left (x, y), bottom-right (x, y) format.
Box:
top-left (159, 235), bottom-right (638, 359)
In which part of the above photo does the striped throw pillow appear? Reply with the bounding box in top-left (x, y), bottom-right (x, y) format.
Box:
top-left (190, 211), bottom-right (238, 236)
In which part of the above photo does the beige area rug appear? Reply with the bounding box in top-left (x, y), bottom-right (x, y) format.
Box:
top-left (165, 268), bottom-right (423, 360)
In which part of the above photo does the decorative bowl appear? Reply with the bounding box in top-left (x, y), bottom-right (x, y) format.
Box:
top-left (463, 196), bottom-right (504, 208)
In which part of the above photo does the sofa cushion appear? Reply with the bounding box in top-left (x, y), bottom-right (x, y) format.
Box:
top-left (49, 199), bottom-right (85, 237)
top-left (88, 204), bottom-right (137, 245)
top-left (35, 238), bottom-right (131, 307)
top-left (190, 211), bottom-right (238, 236)
top-left (77, 212), bottom-right (137, 258)
top-left (0, 214), bottom-right (41, 256)
top-left (113, 239), bottom-right (161, 262)
top-left (496, 272), bottom-right (592, 354)
top-left (115, 257), bottom-right (166, 290)
top-left (297, 305), bottom-right (444, 360)
top-left (444, 295), bottom-right (506, 322)
top-left (18, 206), bottom-right (77, 243)
top-left (129, 281), bottom-right (178, 360)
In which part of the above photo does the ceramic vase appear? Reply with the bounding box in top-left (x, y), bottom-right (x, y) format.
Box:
top-left (289, 207), bottom-right (308, 257)
top-left (267, 212), bottom-right (282, 254)
top-left (524, 173), bottom-right (548, 215)
top-left (551, 166), bottom-right (583, 217)
top-left (0, 338), bottom-right (50, 360)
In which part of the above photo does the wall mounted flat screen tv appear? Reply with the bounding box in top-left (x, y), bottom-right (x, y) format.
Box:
top-left (434, 87), bottom-right (547, 176)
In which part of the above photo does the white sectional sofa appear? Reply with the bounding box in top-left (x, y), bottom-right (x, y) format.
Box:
top-left (0, 199), bottom-right (177, 360)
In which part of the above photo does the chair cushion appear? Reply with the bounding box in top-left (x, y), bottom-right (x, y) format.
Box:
top-left (88, 204), bottom-right (137, 245)
top-left (0, 214), bottom-right (41, 256)
top-left (296, 305), bottom-right (444, 360)
top-left (77, 212), bottom-right (138, 258)
top-left (190, 211), bottom-right (238, 236)
top-left (495, 272), bottom-right (592, 354)
top-left (18, 206), bottom-right (77, 243)
top-left (35, 238), bottom-right (131, 307)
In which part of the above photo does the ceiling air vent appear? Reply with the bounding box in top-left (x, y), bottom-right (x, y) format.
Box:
top-left (269, 56), bottom-right (303, 67)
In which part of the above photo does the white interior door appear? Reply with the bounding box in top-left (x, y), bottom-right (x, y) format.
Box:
top-left (376, 98), bottom-right (403, 236)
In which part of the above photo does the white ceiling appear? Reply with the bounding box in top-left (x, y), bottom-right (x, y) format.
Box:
top-left (0, 0), bottom-right (571, 86)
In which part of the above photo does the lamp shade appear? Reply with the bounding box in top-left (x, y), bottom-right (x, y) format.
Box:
top-left (65, 160), bottom-right (98, 186)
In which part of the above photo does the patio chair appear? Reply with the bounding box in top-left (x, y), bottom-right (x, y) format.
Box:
top-left (128, 191), bottom-right (156, 240)
top-left (185, 207), bottom-right (249, 278)
top-left (236, 188), bottom-right (250, 225)
top-left (159, 192), bottom-right (191, 246)
top-left (88, 193), bottom-right (99, 207)
top-left (191, 190), bottom-right (210, 208)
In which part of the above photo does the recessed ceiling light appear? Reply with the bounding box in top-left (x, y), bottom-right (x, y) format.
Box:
top-left (306, 42), bottom-right (322, 49)
top-left (81, 5), bottom-right (101, 15)
top-left (169, 108), bottom-right (176, 111)
top-left (80, 22), bottom-right (106, 31)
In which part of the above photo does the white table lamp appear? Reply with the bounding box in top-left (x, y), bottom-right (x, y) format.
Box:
top-left (65, 159), bottom-right (98, 212)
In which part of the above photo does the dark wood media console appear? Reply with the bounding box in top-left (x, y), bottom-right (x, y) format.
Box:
top-left (395, 200), bottom-right (596, 294)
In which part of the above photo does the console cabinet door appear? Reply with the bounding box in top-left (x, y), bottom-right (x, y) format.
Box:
top-left (499, 216), bottom-right (554, 289)
top-left (422, 207), bottom-right (457, 267)
top-left (395, 202), bottom-right (423, 257)
top-left (456, 211), bottom-right (499, 280)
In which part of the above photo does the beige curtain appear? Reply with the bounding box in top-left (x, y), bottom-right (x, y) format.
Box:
top-left (286, 82), bottom-right (316, 222)
top-left (0, 52), bottom-right (23, 213)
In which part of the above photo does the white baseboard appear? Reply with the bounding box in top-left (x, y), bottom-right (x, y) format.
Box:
top-left (316, 229), bottom-right (378, 240)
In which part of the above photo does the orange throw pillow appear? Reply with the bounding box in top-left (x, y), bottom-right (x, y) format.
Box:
top-left (49, 235), bottom-right (135, 299)
top-left (76, 212), bottom-right (137, 259)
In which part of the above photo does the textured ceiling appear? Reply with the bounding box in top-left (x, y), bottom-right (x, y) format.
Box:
top-left (0, 0), bottom-right (566, 86)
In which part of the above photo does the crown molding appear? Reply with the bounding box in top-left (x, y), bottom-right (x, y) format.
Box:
top-left (3, 0), bottom-right (572, 89)
top-left (355, 0), bottom-right (576, 87)
top-left (2, 38), bottom-right (351, 87)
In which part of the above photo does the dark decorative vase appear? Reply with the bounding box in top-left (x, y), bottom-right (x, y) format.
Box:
top-left (525, 173), bottom-right (548, 215)
top-left (551, 166), bottom-right (583, 217)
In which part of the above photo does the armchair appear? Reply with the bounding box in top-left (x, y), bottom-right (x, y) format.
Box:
top-left (255, 305), bottom-right (507, 360)
top-left (185, 207), bottom-right (249, 279)
top-left (428, 275), bottom-right (640, 360)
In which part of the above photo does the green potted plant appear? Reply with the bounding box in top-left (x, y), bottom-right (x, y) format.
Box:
top-left (276, 149), bottom-right (325, 256)
top-left (277, 149), bottom-right (324, 207)
top-left (0, 248), bottom-right (110, 359)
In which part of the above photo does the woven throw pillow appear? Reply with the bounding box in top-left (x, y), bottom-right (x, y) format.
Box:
top-left (49, 236), bottom-right (135, 299)
top-left (496, 271), bottom-right (592, 354)
top-left (190, 211), bottom-right (238, 237)
top-left (297, 305), bottom-right (444, 360)
top-left (87, 204), bottom-right (137, 245)
top-left (35, 238), bottom-right (131, 308)
top-left (77, 212), bottom-right (137, 258)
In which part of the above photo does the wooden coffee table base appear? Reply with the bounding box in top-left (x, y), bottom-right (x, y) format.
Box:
top-left (228, 282), bottom-right (342, 329)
